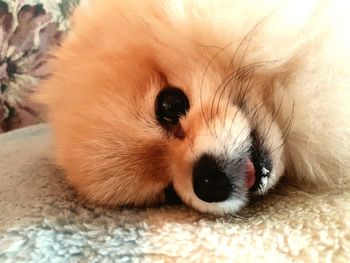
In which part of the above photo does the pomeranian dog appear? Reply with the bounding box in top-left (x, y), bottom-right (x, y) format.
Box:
top-left (37, 0), bottom-right (350, 215)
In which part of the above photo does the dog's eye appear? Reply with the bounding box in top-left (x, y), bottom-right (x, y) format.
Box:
top-left (155, 87), bottom-right (189, 126)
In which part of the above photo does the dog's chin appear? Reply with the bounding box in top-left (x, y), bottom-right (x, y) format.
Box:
top-left (165, 184), bottom-right (248, 215)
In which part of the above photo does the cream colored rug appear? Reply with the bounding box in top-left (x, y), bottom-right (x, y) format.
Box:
top-left (0, 124), bottom-right (349, 262)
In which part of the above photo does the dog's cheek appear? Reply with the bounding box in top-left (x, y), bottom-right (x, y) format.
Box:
top-left (136, 141), bottom-right (172, 183)
top-left (52, 116), bottom-right (170, 206)
top-left (107, 140), bottom-right (172, 205)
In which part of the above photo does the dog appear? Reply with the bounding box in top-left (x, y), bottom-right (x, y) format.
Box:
top-left (37, 0), bottom-right (350, 215)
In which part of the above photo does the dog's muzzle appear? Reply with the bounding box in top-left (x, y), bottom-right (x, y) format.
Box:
top-left (191, 132), bottom-right (273, 203)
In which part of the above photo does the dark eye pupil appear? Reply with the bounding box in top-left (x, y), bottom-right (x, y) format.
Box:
top-left (155, 87), bottom-right (189, 126)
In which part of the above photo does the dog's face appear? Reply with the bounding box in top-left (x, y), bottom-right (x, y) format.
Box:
top-left (39, 0), bottom-right (290, 214)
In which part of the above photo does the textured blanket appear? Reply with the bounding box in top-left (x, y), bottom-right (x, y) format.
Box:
top-left (0, 124), bottom-right (349, 262)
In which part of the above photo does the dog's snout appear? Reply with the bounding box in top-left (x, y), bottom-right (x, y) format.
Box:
top-left (192, 154), bottom-right (232, 203)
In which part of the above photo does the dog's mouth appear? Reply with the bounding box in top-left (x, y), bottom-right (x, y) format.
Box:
top-left (247, 130), bottom-right (273, 193)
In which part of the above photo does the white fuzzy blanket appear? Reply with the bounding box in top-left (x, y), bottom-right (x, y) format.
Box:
top-left (0, 124), bottom-right (349, 262)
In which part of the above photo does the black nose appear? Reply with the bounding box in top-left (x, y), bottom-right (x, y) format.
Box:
top-left (192, 154), bottom-right (232, 203)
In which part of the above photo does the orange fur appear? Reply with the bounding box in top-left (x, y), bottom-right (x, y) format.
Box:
top-left (37, 0), bottom-right (350, 214)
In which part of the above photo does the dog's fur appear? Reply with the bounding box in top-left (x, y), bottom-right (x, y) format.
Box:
top-left (37, 0), bottom-right (350, 214)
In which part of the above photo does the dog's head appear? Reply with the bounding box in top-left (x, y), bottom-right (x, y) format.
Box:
top-left (38, 0), bottom-right (297, 214)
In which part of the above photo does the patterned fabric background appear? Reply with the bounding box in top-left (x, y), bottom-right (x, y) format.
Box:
top-left (0, 0), bottom-right (79, 133)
